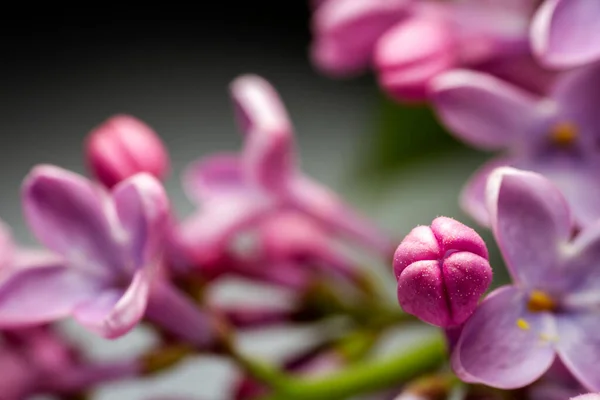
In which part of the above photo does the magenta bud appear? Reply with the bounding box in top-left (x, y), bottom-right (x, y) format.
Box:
top-left (375, 16), bottom-right (457, 101)
top-left (85, 115), bottom-right (170, 188)
top-left (393, 217), bottom-right (492, 327)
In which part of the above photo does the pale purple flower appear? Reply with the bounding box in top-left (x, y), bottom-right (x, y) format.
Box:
top-left (393, 217), bottom-right (492, 327)
top-left (452, 167), bottom-right (600, 391)
top-left (312, 0), bottom-right (548, 101)
top-left (0, 165), bottom-right (169, 339)
top-left (531, 0), bottom-right (600, 68)
top-left (86, 114), bottom-right (170, 188)
top-left (431, 63), bottom-right (600, 227)
top-left (177, 75), bottom-right (391, 265)
top-left (571, 395), bottom-right (600, 400)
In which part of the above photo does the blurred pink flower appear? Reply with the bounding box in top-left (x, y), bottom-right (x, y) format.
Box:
top-left (177, 75), bottom-right (392, 266)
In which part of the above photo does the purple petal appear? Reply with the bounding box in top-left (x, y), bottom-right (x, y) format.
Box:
top-left (287, 175), bottom-right (393, 256)
top-left (552, 63), bottom-right (600, 139)
top-left (531, 0), bottom-right (600, 68)
top-left (112, 173), bottom-right (169, 272)
top-left (182, 154), bottom-right (244, 203)
top-left (22, 165), bottom-right (122, 277)
top-left (530, 161), bottom-right (600, 229)
top-left (0, 263), bottom-right (98, 327)
top-left (485, 167), bottom-right (572, 288)
top-left (452, 286), bottom-right (556, 389)
top-left (311, 0), bottom-right (411, 75)
top-left (431, 70), bottom-right (540, 150)
top-left (561, 223), bottom-right (600, 301)
top-left (556, 313), bottom-right (600, 391)
top-left (229, 75), bottom-right (292, 138)
top-left (460, 157), bottom-right (513, 227)
top-left (73, 267), bottom-right (152, 338)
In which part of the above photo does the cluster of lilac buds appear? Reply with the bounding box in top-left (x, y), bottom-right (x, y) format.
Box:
top-left (3, 0), bottom-right (600, 398)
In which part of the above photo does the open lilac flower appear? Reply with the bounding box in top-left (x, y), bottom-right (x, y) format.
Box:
top-left (452, 167), bottom-right (600, 391)
top-left (312, 0), bottom-right (548, 100)
top-left (0, 165), bottom-right (169, 338)
top-left (531, 0), bottom-right (600, 68)
top-left (431, 63), bottom-right (600, 227)
top-left (572, 395), bottom-right (600, 400)
top-left (177, 75), bottom-right (391, 265)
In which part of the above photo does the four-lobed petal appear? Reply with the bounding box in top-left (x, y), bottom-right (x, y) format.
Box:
top-left (0, 166), bottom-right (169, 338)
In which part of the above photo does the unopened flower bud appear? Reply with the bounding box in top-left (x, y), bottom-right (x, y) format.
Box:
top-left (375, 16), bottom-right (456, 101)
top-left (85, 115), bottom-right (170, 188)
top-left (393, 217), bottom-right (491, 327)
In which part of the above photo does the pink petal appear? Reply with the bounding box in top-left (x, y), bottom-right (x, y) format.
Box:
top-left (287, 175), bottom-right (393, 256)
top-left (229, 75), bottom-right (292, 138)
top-left (375, 15), bottom-right (457, 101)
top-left (452, 286), bottom-right (556, 389)
top-left (112, 173), bottom-right (169, 273)
top-left (311, 0), bottom-right (411, 75)
top-left (73, 267), bottom-right (152, 339)
top-left (22, 165), bottom-right (123, 278)
top-left (176, 195), bottom-right (273, 265)
top-left (0, 264), bottom-right (98, 327)
top-left (231, 75), bottom-right (297, 192)
top-left (531, 0), bottom-right (600, 68)
top-left (242, 119), bottom-right (296, 194)
top-left (0, 220), bottom-right (15, 268)
top-left (431, 70), bottom-right (540, 150)
top-left (485, 167), bottom-right (572, 288)
top-left (182, 154), bottom-right (244, 203)
top-left (556, 313), bottom-right (600, 391)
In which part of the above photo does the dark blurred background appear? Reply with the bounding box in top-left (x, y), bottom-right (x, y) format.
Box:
top-left (1, 5), bottom-right (493, 399)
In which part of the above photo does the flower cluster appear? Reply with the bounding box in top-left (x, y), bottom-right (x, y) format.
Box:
top-left (2, 0), bottom-right (600, 398)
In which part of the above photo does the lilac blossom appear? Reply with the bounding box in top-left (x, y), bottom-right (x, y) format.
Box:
top-left (394, 217), bottom-right (491, 327)
top-left (431, 63), bottom-right (600, 227)
top-left (0, 165), bottom-right (169, 338)
top-left (531, 0), bottom-right (600, 68)
top-left (86, 114), bottom-right (170, 188)
top-left (452, 167), bottom-right (600, 391)
top-left (311, 0), bottom-right (550, 101)
top-left (176, 75), bottom-right (391, 266)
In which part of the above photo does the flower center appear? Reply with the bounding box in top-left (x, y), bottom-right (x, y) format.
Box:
top-left (549, 122), bottom-right (578, 148)
top-left (527, 290), bottom-right (556, 312)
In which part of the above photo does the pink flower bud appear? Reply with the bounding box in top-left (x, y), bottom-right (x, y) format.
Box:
top-left (85, 115), bottom-right (170, 188)
top-left (393, 217), bottom-right (492, 327)
top-left (375, 16), bottom-right (457, 101)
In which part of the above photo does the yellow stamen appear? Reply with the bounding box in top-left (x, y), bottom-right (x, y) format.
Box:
top-left (549, 122), bottom-right (578, 147)
top-left (527, 290), bottom-right (556, 312)
top-left (517, 318), bottom-right (530, 331)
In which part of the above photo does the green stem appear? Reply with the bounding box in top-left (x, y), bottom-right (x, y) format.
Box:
top-left (259, 334), bottom-right (446, 400)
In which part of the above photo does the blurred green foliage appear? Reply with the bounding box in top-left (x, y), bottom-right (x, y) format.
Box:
top-left (355, 93), bottom-right (510, 286)
top-left (358, 94), bottom-right (473, 178)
